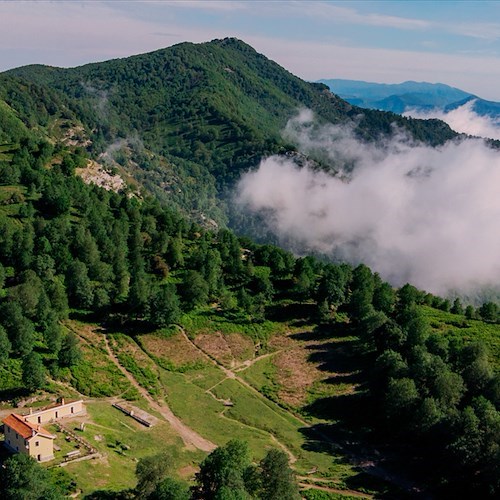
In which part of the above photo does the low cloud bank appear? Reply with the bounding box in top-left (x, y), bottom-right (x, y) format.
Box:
top-left (404, 99), bottom-right (500, 141)
top-left (237, 112), bottom-right (500, 295)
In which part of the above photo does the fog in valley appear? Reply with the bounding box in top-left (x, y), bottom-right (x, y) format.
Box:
top-left (237, 110), bottom-right (500, 296)
top-left (404, 99), bottom-right (500, 141)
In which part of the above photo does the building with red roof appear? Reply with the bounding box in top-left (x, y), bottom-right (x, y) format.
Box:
top-left (2, 413), bottom-right (55, 462)
top-left (2, 399), bottom-right (85, 462)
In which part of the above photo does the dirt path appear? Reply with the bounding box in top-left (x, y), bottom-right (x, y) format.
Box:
top-left (103, 335), bottom-right (216, 453)
top-left (179, 329), bottom-right (307, 426)
top-left (180, 329), bottom-right (306, 459)
top-left (233, 349), bottom-right (281, 372)
top-left (178, 329), bottom-right (300, 463)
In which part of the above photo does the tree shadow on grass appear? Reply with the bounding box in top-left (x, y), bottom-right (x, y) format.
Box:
top-left (83, 490), bottom-right (134, 500)
top-left (304, 392), bottom-right (373, 430)
top-left (300, 395), bottom-right (432, 499)
top-left (306, 340), bottom-right (362, 373)
top-left (265, 302), bottom-right (317, 322)
top-left (345, 470), bottom-right (419, 499)
top-left (290, 321), bottom-right (357, 342)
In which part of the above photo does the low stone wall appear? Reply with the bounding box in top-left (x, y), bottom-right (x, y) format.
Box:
top-left (112, 402), bottom-right (154, 427)
top-left (58, 452), bottom-right (101, 467)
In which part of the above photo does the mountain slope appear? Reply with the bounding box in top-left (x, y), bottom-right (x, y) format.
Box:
top-left (3, 39), bottom-right (457, 226)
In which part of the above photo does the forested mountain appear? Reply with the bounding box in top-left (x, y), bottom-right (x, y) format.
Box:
top-left (319, 78), bottom-right (500, 118)
top-left (0, 128), bottom-right (498, 498)
top-left (0, 39), bottom-right (498, 499)
top-left (2, 39), bottom-right (456, 226)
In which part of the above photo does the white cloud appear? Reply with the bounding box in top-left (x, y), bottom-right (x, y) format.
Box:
top-left (448, 21), bottom-right (500, 41)
top-left (404, 100), bottom-right (500, 141)
top-left (161, 0), bottom-right (249, 12)
top-left (237, 112), bottom-right (500, 295)
top-left (291, 1), bottom-right (430, 30)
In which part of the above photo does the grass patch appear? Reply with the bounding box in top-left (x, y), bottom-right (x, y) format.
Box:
top-left (180, 309), bottom-right (287, 344)
top-left (62, 401), bottom-right (203, 495)
top-left (212, 378), bottom-right (303, 443)
top-left (184, 364), bottom-right (227, 391)
top-left (421, 306), bottom-right (500, 368)
top-left (109, 334), bottom-right (161, 397)
top-left (238, 355), bottom-right (280, 400)
top-left (159, 369), bottom-right (276, 459)
top-left (64, 321), bottom-right (134, 397)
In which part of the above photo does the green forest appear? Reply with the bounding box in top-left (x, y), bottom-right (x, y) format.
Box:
top-left (0, 39), bottom-right (498, 499)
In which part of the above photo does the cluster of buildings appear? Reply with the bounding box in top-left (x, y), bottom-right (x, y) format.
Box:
top-left (1, 399), bottom-right (84, 462)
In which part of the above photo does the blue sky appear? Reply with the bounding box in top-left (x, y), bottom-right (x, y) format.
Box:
top-left (2, 1), bottom-right (500, 99)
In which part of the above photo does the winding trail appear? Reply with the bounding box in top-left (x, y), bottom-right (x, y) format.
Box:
top-left (233, 349), bottom-right (281, 372)
top-left (180, 329), bottom-right (308, 426)
top-left (180, 329), bottom-right (305, 461)
top-left (181, 327), bottom-right (426, 497)
top-left (103, 335), bottom-right (216, 452)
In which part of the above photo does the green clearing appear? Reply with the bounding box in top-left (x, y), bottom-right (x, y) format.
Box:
top-left (159, 369), bottom-right (275, 458)
top-left (60, 401), bottom-right (204, 495)
top-left (421, 306), bottom-right (500, 367)
top-left (159, 365), bottom-right (355, 480)
top-left (184, 364), bottom-right (227, 391)
top-left (102, 323), bottom-right (354, 476)
top-left (180, 308), bottom-right (288, 345)
top-left (238, 355), bottom-right (277, 393)
top-left (109, 333), bottom-right (162, 397)
top-left (64, 322), bottom-right (137, 398)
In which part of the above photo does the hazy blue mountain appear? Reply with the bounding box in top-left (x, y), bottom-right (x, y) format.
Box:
top-left (318, 79), bottom-right (500, 119)
top-left (444, 95), bottom-right (500, 118)
top-left (319, 79), bottom-right (472, 107)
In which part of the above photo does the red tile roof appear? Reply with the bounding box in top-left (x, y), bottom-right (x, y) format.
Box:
top-left (3, 414), bottom-right (54, 440)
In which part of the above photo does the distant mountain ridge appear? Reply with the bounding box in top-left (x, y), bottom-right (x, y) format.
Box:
top-left (318, 78), bottom-right (500, 118)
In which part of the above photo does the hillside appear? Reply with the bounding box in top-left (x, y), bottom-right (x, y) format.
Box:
top-left (3, 39), bottom-right (456, 227)
top-left (0, 123), bottom-right (498, 498)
